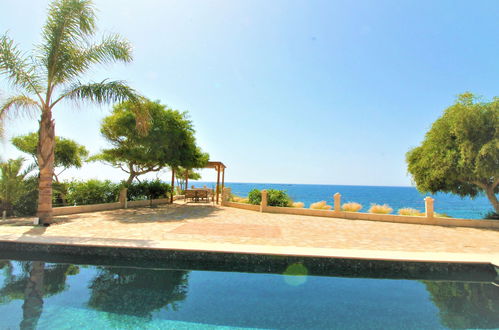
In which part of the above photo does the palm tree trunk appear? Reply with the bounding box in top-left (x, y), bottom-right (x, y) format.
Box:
top-left (20, 261), bottom-right (45, 330)
top-left (37, 109), bottom-right (55, 224)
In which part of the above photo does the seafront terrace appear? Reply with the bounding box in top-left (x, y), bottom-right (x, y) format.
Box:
top-left (0, 202), bottom-right (498, 266)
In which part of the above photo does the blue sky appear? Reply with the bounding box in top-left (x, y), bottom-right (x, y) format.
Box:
top-left (1, 0), bottom-right (498, 186)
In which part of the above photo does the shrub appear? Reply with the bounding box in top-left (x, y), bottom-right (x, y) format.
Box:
top-left (267, 189), bottom-right (293, 207)
top-left (66, 180), bottom-right (120, 206)
top-left (247, 189), bottom-right (293, 207)
top-left (292, 202), bottom-right (304, 208)
top-left (342, 202), bottom-right (362, 212)
top-left (12, 176), bottom-right (39, 216)
top-left (310, 201), bottom-right (332, 210)
top-left (127, 180), bottom-right (171, 201)
top-left (435, 212), bottom-right (452, 218)
top-left (398, 208), bottom-right (424, 216)
top-left (368, 204), bottom-right (393, 214)
top-left (248, 189), bottom-right (262, 205)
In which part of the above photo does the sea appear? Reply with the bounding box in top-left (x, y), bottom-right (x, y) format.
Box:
top-left (192, 182), bottom-right (495, 220)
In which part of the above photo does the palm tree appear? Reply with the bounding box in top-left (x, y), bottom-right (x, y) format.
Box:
top-left (0, 0), bottom-right (145, 224)
top-left (0, 158), bottom-right (36, 216)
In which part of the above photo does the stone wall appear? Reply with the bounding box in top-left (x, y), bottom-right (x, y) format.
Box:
top-left (53, 191), bottom-right (183, 216)
top-left (221, 188), bottom-right (499, 230)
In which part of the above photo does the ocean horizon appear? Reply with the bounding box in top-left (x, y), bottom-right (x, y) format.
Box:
top-left (191, 181), bottom-right (494, 220)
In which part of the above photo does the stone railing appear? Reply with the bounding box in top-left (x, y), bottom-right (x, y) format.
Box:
top-left (221, 188), bottom-right (499, 229)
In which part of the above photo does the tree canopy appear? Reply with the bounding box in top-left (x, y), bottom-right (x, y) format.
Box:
top-left (406, 93), bottom-right (499, 213)
top-left (175, 167), bottom-right (202, 192)
top-left (11, 132), bottom-right (89, 181)
top-left (92, 99), bottom-right (209, 184)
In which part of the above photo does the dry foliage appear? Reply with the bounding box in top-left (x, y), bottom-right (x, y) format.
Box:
top-left (291, 202), bottom-right (305, 208)
top-left (368, 204), bottom-right (393, 214)
top-left (435, 212), bottom-right (452, 218)
top-left (310, 200), bottom-right (332, 210)
top-left (398, 208), bottom-right (425, 216)
top-left (232, 196), bottom-right (249, 204)
top-left (342, 202), bottom-right (362, 212)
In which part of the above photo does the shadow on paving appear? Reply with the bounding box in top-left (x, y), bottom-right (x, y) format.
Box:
top-left (89, 203), bottom-right (222, 224)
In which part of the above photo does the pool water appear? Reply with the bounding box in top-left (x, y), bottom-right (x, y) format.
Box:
top-left (0, 259), bottom-right (498, 329)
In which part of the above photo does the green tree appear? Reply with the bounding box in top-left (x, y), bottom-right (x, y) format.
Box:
top-left (12, 132), bottom-right (89, 183)
top-left (88, 267), bottom-right (189, 320)
top-left (175, 167), bottom-right (202, 192)
top-left (0, 0), bottom-right (144, 224)
top-left (406, 93), bottom-right (499, 214)
top-left (0, 158), bottom-right (36, 215)
top-left (92, 99), bottom-right (209, 185)
top-left (423, 281), bottom-right (499, 329)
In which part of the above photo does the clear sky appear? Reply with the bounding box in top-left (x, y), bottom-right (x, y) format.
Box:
top-left (1, 0), bottom-right (498, 186)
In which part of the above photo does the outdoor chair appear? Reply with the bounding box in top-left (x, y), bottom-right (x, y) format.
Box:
top-left (185, 190), bottom-right (197, 203)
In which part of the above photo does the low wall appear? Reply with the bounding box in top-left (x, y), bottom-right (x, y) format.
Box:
top-left (220, 188), bottom-right (499, 230)
top-left (223, 201), bottom-right (260, 212)
top-left (263, 205), bottom-right (499, 229)
top-left (53, 196), bottom-right (183, 216)
top-left (53, 202), bottom-right (122, 216)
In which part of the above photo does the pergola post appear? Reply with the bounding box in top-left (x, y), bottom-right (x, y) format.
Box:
top-left (221, 168), bottom-right (225, 197)
top-left (170, 167), bottom-right (175, 204)
top-left (216, 165), bottom-right (221, 204)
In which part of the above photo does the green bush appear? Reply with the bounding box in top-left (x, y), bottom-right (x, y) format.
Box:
top-left (12, 176), bottom-right (39, 216)
top-left (267, 189), bottom-right (293, 207)
top-left (66, 179), bottom-right (120, 206)
top-left (248, 189), bottom-right (262, 205)
top-left (126, 180), bottom-right (171, 201)
top-left (247, 189), bottom-right (292, 207)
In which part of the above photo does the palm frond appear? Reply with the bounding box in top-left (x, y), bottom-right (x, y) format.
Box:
top-left (0, 95), bottom-right (41, 138)
top-left (39, 0), bottom-right (97, 85)
top-left (0, 95), bottom-right (41, 117)
top-left (0, 35), bottom-right (44, 97)
top-left (60, 80), bottom-right (141, 104)
top-left (77, 34), bottom-right (132, 69)
top-left (55, 80), bottom-right (149, 133)
top-left (52, 33), bottom-right (133, 84)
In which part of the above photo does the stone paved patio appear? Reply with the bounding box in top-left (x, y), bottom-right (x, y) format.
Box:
top-left (1, 203), bottom-right (498, 264)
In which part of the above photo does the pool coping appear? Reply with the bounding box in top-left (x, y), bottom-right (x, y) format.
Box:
top-left (0, 233), bottom-right (498, 265)
top-left (0, 234), bottom-right (497, 283)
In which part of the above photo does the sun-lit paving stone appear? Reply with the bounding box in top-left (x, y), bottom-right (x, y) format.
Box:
top-left (0, 202), bottom-right (498, 262)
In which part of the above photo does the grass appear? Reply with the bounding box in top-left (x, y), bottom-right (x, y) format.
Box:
top-left (310, 201), bottom-right (332, 210)
top-left (398, 208), bottom-right (424, 216)
top-left (368, 204), bottom-right (393, 214)
top-left (231, 196), bottom-right (249, 204)
top-left (342, 202), bottom-right (362, 212)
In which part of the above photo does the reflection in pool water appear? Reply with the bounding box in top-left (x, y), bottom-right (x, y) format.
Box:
top-left (0, 259), bottom-right (497, 329)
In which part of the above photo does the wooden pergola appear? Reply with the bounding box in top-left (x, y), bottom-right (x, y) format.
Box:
top-left (171, 161), bottom-right (227, 204)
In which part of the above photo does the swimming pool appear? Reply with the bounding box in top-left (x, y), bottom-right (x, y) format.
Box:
top-left (1, 255), bottom-right (498, 329)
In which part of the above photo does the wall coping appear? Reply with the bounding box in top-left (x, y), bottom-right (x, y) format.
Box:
top-left (224, 201), bottom-right (499, 230)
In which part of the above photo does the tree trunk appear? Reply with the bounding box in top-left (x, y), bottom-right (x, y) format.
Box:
top-left (126, 172), bottom-right (136, 185)
top-left (37, 110), bottom-right (55, 224)
top-left (170, 167), bottom-right (175, 204)
top-left (485, 186), bottom-right (499, 213)
top-left (20, 261), bottom-right (45, 330)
